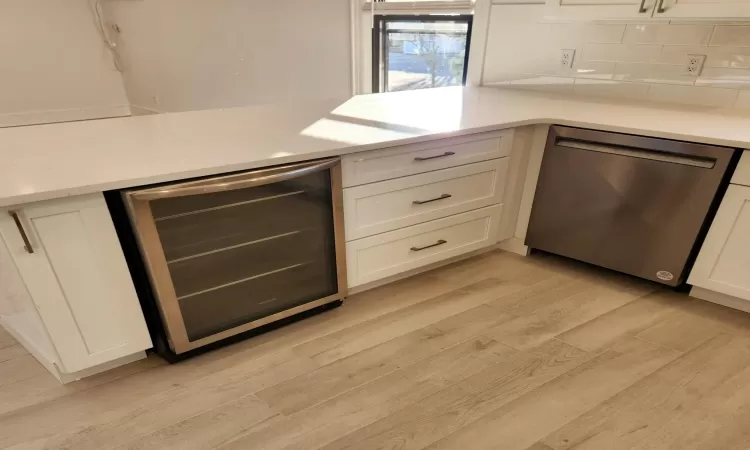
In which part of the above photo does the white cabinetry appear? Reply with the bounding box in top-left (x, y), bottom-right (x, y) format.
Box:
top-left (544, 0), bottom-right (653, 21)
top-left (347, 206), bottom-right (503, 286)
top-left (343, 130), bottom-right (515, 288)
top-left (539, 0), bottom-right (750, 20)
top-left (653, 0), bottom-right (750, 19)
top-left (0, 193), bottom-right (151, 382)
top-left (689, 184), bottom-right (750, 302)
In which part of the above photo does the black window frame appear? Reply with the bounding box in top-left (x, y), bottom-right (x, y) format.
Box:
top-left (371, 14), bottom-right (474, 93)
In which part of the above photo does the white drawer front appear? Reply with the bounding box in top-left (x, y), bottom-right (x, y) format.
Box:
top-left (342, 129), bottom-right (514, 187)
top-left (344, 159), bottom-right (508, 240)
top-left (346, 205), bottom-right (502, 287)
top-left (733, 150), bottom-right (750, 188)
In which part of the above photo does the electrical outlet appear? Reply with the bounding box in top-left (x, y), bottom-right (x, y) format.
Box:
top-left (561, 49), bottom-right (575, 69)
top-left (685, 54), bottom-right (706, 76)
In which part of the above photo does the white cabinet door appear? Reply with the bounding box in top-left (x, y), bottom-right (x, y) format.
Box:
top-left (653, 0), bottom-right (750, 19)
top-left (689, 185), bottom-right (750, 301)
top-left (544, 0), bottom-right (656, 20)
top-left (0, 194), bottom-right (151, 373)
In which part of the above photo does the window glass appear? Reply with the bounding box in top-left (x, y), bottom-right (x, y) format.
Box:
top-left (374, 17), bottom-right (471, 93)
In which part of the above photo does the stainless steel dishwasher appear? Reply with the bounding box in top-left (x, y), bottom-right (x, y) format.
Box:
top-left (526, 126), bottom-right (739, 286)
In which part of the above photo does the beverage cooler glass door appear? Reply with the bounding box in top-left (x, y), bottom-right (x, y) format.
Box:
top-left (124, 158), bottom-right (347, 353)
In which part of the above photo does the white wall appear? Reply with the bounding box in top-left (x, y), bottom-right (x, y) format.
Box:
top-left (479, 4), bottom-right (750, 109)
top-left (103, 0), bottom-right (353, 113)
top-left (0, 0), bottom-right (130, 127)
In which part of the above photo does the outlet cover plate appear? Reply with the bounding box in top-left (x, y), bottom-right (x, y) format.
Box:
top-left (685, 54), bottom-right (706, 76)
top-left (561, 49), bottom-right (575, 69)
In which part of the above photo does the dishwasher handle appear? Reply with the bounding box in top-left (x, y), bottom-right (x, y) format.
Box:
top-left (556, 139), bottom-right (716, 169)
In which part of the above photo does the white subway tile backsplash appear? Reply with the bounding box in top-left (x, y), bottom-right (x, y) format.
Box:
top-left (623, 24), bottom-right (713, 46)
top-left (613, 63), bottom-right (696, 85)
top-left (547, 23), bottom-right (626, 45)
top-left (480, 5), bottom-right (750, 110)
top-left (482, 73), bottom-right (530, 83)
top-left (735, 90), bottom-right (750, 109)
top-left (659, 46), bottom-right (708, 65)
top-left (508, 76), bottom-right (575, 93)
top-left (705, 47), bottom-right (750, 69)
top-left (710, 26), bottom-right (750, 47)
top-left (647, 85), bottom-right (739, 108)
top-left (696, 67), bottom-right (750, 89)
top-left (583, 43), bottom-right (662, 63)
top-left (573, 79), bottom-right (650, 100)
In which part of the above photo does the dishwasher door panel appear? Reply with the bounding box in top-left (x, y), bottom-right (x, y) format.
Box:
top-left (526, 126), bottom-right (734, 286)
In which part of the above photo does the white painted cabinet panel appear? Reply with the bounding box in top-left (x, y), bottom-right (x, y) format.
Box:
top-left (344, 159), bottom-right (509, 240)
top-left (653, 0), bottom-right (750, 19)
top-left (0, 232), bottom-right (57, 365)
top-left (346, 205), bottom-right (502, 287)
top-left (543, 0), bottom-right (750, 20)
top-left (0, 194), bottom-right (151, 374)
top-left (732, 151), bottom-right (750, 187)
top-left (544, 0), bottom-right (656, 20)
top-left (689, 185), bottom-right (750, 301)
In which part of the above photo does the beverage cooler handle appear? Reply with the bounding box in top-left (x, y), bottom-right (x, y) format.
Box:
top-left (129, 158), bottom-right (340, 200)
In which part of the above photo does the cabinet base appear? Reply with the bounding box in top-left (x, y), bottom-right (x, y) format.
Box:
top-left (55, 352), bottom-right (147, 384)
top-left (690, 286), bottom-right (750, 314)
top-left (0, 316), bottom-right (147, 384)
top-left (496, 237), bottom-right (529, 257)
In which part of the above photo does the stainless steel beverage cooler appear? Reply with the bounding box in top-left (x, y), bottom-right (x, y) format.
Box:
top-left (122, 158), bottom-right (347, 355)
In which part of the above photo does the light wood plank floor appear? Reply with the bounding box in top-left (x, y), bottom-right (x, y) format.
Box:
top-left (4, 250), bottom-right (750, 449)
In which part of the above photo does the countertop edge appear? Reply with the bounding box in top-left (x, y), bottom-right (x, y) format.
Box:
top-left (3, 86), bottom-right (750, 208)
top-left (0, 120), bottom-right (536, 208)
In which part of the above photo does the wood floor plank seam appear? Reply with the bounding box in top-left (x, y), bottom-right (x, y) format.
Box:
top-left (539, 332), bottom-right (750, 450)
top-left (485, 284), bottom-right (652, 352)
top-left (289, 276), bottom-right (527, 364)
top-left (216, 336), bottom-right (520, 450)
top-left (484, 276), bottom-right (595, 317)
top-left (632, 334), bottom-right (693, 354)
top-left (286, 281), bottom-right (474, 351)
top-left (550, 337), bottom-right (589, 354)
top-left (113, 392), bottom-right (276, 449)
top-left (532, 353), bottom-right (685, 450)
top-left (262, 331), bottom-right (515, 418)
top-left (425, 337), bottom-right (679, 450)
top-left (317, 340), bottom-right (591, 450)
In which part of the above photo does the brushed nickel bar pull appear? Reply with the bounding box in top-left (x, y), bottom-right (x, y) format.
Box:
top-left (414, 151), bottom-right (455, 162)
top-left (410, 239), bottom-right (447, 252)
top-left (656, 0), bottom-right (666, 13)
top-left (413, 194), bottom-right (452, 205)
top-left (8, 211), bottom-right (33, 254)
top-left (130, 158), bottom-right (339, 200)
top-left (638, 0), bottom-right (648, 13)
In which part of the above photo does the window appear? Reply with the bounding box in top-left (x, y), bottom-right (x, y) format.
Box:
top-left (372, 15), bottom-right (473, 93)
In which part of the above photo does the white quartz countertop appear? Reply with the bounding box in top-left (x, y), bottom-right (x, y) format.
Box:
top-left (2, 86), bottom-right (750, 207)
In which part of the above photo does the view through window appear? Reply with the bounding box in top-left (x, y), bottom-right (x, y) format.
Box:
top-left (373, 15), bottom-right (472, 93)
